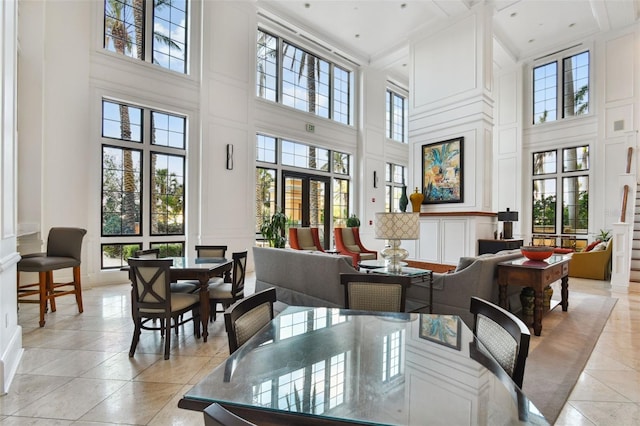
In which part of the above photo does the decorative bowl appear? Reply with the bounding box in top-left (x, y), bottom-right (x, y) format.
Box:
top-left (520, 246), bottom-right (554, 261)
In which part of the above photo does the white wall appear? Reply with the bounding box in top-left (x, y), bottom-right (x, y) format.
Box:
top-left (409, 6), bottom-right (494, 214)
top-left (14, 0), bottom-right (400, 285)
top-left (8, 2), bottom-right (640, 281)
top-left (0, 0), bottom-right (24, 395)
top-left (521, 25), bottom-right (640, 245)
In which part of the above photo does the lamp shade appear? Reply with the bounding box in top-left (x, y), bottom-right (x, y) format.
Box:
top-left (497, 208), bottom-right (519, 222)
top-left (374, 212), bottom-right (420, 240)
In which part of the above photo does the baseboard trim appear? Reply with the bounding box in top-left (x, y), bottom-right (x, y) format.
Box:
top-left (1, 325), bottom-right (24, 395)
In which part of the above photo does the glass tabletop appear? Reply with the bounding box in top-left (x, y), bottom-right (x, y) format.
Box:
top-left (169, 256), bottom-right (228, 269)
top-left (182, 306), bottom-right (548, 425)
top-left (369, 265), bottom-right (432, 277)
top-left (359, 259), bottom-right (408, 269)
top-left (120, 256), bottom-right (230, 272)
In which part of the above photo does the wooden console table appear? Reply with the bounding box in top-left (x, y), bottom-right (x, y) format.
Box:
top-left (478, 239), bottom-right (523, 255)
top-left (497, 255), bottom-right (571, 336)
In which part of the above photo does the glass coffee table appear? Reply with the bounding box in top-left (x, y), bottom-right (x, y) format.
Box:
top-left (359, 260), bottom-right (433, 313)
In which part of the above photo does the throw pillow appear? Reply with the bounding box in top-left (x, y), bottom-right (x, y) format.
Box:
top-left (553, 248), bottom-right (573, 254)
top-left (592, 242), bottom-right (607, 252)
top-left (455, 257), bottom-right (475, 272)
top-left (585, 241), bottom-right (599, 252)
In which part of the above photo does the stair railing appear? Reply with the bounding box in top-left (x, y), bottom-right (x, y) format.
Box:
top-left (620, 147), bottom-right (634, 223)
top-left (621, 185), bottom-right (629, 223)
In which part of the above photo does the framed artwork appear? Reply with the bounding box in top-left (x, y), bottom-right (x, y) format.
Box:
top-left (419, 314), bottom-right (461, 350)
top-left (422, 137), bottom-right (464, 204)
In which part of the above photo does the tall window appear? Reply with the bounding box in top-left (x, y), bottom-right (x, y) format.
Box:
top-left (101, 99), bottom-right (187, 269)
top-left (104, 0), bottom-right (189, 74)
top-left (386, 89), bottom-right (407, 142)
top-left (533, 51), bottom-right (589, 124)
top-left (256, 29), bottom-right (353, 125)
top-left (255, 134), bottom-right (352, 244)
top-left (385, 163), bottom-right (406, 212)
top-left (532, 146), bottom-right (589, 249)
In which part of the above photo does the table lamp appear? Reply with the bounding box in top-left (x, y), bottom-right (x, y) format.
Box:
top-left (497, 208), bottom-right (518, 239)
top-left (375, 212), bottom-right (420, 272)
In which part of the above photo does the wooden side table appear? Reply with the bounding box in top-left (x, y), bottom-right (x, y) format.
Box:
top-left (497, 255), bottom-right (571, 336)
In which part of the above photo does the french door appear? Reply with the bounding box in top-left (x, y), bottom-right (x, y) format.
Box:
top-left (282, 172), bottom-right (331, 249)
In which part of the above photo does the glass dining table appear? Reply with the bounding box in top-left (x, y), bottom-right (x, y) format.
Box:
top-left (179, 306), bottom-right (548, 425)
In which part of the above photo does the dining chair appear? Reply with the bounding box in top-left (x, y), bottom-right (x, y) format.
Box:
top-left (204, 403), bottom-right (256, 426)
top-left (195, 245), bottom-right (228, 258)
top-left (17, 227), bottom-right (87, 327)
top-left (224, 287), bottom-right (277, 354)
top-left (208, 250), bottom-right (248, 322)
top-left (134, 248), bottom-right (160, 259)
top-left (470, 296), bottom-right (530, 388)
top-left (334, 227), bottom-right (377, 268)
top-left (340, 273), bottom-right (411, 312)
top-left (288, 227), bottom-right (324, 251)
top-left (133, 248), bottom-right (198, 294)
top-left (128, 258), bottom-right (201, 360)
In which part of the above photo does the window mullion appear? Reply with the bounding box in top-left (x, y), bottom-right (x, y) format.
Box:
top-left (142, 109), bottom-right (152, 239)
top-left (145, 0), bottom-right (154, 64)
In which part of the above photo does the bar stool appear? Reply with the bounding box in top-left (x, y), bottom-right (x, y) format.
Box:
top-left (17, 227), bottom-right (87, 327)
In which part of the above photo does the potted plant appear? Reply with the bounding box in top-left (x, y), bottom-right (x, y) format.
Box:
top-left (346, 214), bottom-right (360, 228)
top-left (260, 210), bottom-right (288, 248)
top-left (595, 229), bottom-right (612, 242)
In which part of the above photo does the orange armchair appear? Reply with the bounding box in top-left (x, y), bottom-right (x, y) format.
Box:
top-left (289, 227), bottom-right (324, 251)
top-left (334, 227), bottom-right (377, 268)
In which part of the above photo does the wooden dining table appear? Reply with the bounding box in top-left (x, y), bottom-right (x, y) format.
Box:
top-left (123, 257), bottom-right (233, 342)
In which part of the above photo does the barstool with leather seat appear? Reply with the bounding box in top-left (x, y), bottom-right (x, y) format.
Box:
top-left (17, 227), bottom-right (87, 327)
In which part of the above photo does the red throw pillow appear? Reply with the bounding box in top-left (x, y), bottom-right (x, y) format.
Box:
top-left (585, 241), bottom-right (599, 252)
top-left (553, 248), bottom-right (573, 254)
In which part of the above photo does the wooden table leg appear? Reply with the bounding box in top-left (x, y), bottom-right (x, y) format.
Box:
top-left (533, 287), bottom-right (543, 336)
top-left (498, 283), bottom-right (508, 309)
top-left (199, 276), bottom-right (210, 342)
top-left (561, 275), bottom-right (569, 311)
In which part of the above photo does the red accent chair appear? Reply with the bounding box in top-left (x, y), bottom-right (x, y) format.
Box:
top-left (289, 227), bottom-right (324, 251)
top-left (334, 227), bottom-right (377, 268)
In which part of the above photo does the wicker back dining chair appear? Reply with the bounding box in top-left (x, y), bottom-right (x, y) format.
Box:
top-left (224, 287), bottom-right (277, 354)
top-left (128, 258), bottom-right (201, 359)
top-left (17, 227), bottom-right (87, 327)
top-left (208, 250), bottom-right (248, 321)
top-left (340, 273), bottom-right (411, 312)
top-left (470, 296), bottom-right (530, 388)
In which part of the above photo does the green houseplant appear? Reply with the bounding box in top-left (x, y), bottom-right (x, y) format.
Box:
top-left (260, 210), bottom-right (288, 248)
top-left (346, 214), bottom-right (360, 228)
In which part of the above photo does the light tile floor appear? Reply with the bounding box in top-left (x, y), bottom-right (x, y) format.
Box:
top-left (1, 274), bottom-right (638, 425)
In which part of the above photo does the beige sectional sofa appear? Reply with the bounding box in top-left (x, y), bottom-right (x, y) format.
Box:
top-left (406, 249), bottom-right (524, 326)
top-left (254, 246), bottom-right (524, 327)
top-left (253, 246), bottom-right (358, 308)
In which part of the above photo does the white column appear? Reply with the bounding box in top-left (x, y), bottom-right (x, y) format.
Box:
top-left (0, 0), bottom-right (24, 395)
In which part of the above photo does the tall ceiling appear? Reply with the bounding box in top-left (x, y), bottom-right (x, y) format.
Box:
top-left (256, 0), bottom-right (640, 82)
